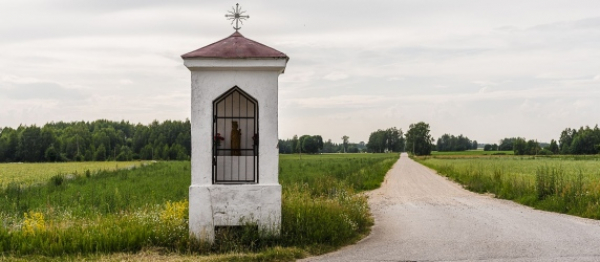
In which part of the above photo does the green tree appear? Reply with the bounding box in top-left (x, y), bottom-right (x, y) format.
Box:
top-left (301, 136), bottom-right (320, 154)
top-left (44, 145), bottom-right (58, 162)
top-left (322, 139), bottom-right (338, 153)
top-left (547, 139), bottom-right (559, 154)
top-left (385, 127), bottom-right (405, 152)
top-left (559, 128), bottom-right (576, 154)
top-left (17, 125), bottom-right (43, 162)
top-left (291, 135), bottom-right (299, 154)
top-left (513, 138), bottom-right (527, 155)
top-left (499, 137), bottom-right (517, 151)
top-left (94, 144), bottom-right (107, 161)
top-left (367, 130), bottom-right (386, 153)
top-left (405, 122), bottom-right (434, 156)
top-left (526, 140), bottom-right (540, 155)
top-left (341, 135), bottom-right (349, 153)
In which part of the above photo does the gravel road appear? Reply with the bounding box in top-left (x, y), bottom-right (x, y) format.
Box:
top-left (301, 153), bottom-right (600, 262)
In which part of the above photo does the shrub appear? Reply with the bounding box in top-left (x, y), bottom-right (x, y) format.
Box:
top-left (538, 149), bottom-right (554, 155)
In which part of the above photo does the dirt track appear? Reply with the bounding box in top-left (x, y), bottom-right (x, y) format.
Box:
top-left (301, 153), bottom-right (600, 262)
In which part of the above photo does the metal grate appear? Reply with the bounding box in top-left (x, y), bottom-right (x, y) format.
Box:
top-left (212, 86), bottom-right (258, 184)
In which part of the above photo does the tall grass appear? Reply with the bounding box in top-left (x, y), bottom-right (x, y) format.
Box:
top-left (0, 153), bottom-right (399, 258)
top-left (416, 156), bottom-right (600, 219)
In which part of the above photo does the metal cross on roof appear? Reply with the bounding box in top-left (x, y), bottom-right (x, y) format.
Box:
top-left (225, 3), bottom-right (249, 31)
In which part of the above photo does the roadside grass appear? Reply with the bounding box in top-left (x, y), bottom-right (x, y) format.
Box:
top-left (415, 155), bottom-right (600, 219)
top-left (0, 161), bottom-right (151, 186)
top-left (0, 153), bottom-right (399, 260)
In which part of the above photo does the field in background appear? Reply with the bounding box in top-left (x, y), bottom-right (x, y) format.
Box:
top-left (415, 154), bottom-right (600, 219)
top-left (431, 150), bottom-right (514, 156)
top-left (0, 161), bottom-right (151, 186)
top-left (0, 153), bottom-right (399, 260)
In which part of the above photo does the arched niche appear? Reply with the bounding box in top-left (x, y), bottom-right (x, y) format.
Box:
top-left (212, 86), bottom-right (258, 184)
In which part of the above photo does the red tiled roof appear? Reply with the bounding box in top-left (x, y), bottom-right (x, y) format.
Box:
top-left (181, 31), bottom-right (288, 60)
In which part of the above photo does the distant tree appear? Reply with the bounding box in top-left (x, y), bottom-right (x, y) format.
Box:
top-left (278, 139), bottom-right (293, 154)
top-left (341, 135), bottom-right (349, 153)
top-left (491, 144), bottom-right (498, 151)
top-left (499, 137), bottom-right (517, 151)
top-left (44, 145), bottom-right (58, 162)
top-left (301, 136), bottom-right (320, 154)
top-left (0, 127), bottom-right (19, 162)
top-left (291, 135), bottom-right (299, 154)
top-left (367, 130), bottom-right (386, 153)
top-left (95, 144), bottom-right (107, 161)
top-left (169, 144), bottom-right (188, 160)
top-left (538, 148), bottom-right (554, 155)
top-left (366, 127), bottom-right (405, 153)
top-left (297, 135), bottom-right (310, 153)
top-left (322, 139), bottom-right (338, 153)
top-left (472, 140), bottom-right (478, 150)
top-left (405, 122), bottom-right (434, 156)
top-left (117, 145), bottom-right (133, 161)
top-left (559, 128), bottom-right (576, 154)
top-left (18, 125), bottom-right (43, 162)
top-left (84, 149), bottom-right (93, 161)
top-left (358, 141), bottom-right (366, 151)
top-left (386, 127), bottom-right (405, 152)
top-left (483, 144), bottom-right (492, 151)
top-left (314, 135), bottom-right (324, 152)
top-left (513, 138), bottom-right (527, 155)
top-left (140, 145), bottom-right (153, 160)
top-left (526, 140), bottom-right (540, 155)
top-left (436, 133), bottom-right (476, 152)
top-left (161, 144), bottom-right (170, 160)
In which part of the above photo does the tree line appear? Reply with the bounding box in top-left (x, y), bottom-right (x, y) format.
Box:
top-left (278, 135), bottom-right (367, 154)
top-left (436, 134), bottom-right (477, 152)
top-left (366, 127), bottom-right (405, 153)
top-left (279, 127), bottom-right (405, 154)
top-left (482, 125), bottom-right (600, 155)
top-left (558, 125), bottom-right (600, 155)
top-left (0, 119), bottom-right (191, 162)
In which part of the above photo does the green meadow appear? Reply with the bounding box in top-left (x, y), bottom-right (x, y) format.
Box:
top-left (431, 150), bottom-right (514, 156)
top-left (0, 153), bottom-right (398, 260)
top-left (415, 154), bottom-right (600, 219)
top-left (0, 161), bottom-right (150, 186)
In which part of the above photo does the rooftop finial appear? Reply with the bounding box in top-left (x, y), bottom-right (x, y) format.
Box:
top-left (225, 3), bottom-right (249, 32)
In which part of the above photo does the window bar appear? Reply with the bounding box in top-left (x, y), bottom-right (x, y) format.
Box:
top-left (230, 91), bottom-right (234, 182)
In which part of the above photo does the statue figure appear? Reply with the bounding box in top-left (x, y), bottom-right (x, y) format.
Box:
top-left (231, 121), bottom-right (241, 156)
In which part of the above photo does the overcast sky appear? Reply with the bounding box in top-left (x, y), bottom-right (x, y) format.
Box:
top-left (1, 1), bottom-right (599, 144)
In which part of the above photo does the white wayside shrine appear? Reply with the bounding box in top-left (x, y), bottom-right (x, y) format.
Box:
top-left (182, 31), bottom-right (288, 241)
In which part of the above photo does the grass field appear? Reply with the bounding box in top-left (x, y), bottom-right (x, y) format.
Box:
top-left (431, 150), bottom-right (514, 156)
top-left (0, 161), bottom-right (151, 186)
top-left (415, 154), bottom-right (600, 219)
top-left (0, 153), bottom-right (399, 260)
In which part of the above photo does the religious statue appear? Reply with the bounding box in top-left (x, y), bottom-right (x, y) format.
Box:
top-left (231, 121), bottom-right (242, 156)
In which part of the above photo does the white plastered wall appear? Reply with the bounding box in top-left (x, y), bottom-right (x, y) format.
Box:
top-left (185, 58), bottom-right (286, 241)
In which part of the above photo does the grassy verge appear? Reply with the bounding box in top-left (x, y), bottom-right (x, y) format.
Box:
top-left (0, 153), bottom-right (399, 260)
top-left (414, 155), bottom-right (600, 219)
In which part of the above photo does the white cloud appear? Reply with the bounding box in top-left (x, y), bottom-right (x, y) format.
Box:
top-left (119, 79), bottom-right (134, 85)
top-left (323, 72), bottom-right (349, 81)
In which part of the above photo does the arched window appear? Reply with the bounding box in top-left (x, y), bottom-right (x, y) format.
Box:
top-left (212, 86), bottom-right (258, 184)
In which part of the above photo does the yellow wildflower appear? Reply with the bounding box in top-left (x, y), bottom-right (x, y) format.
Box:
top-left (22, 211), bottom-right (45, 236)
